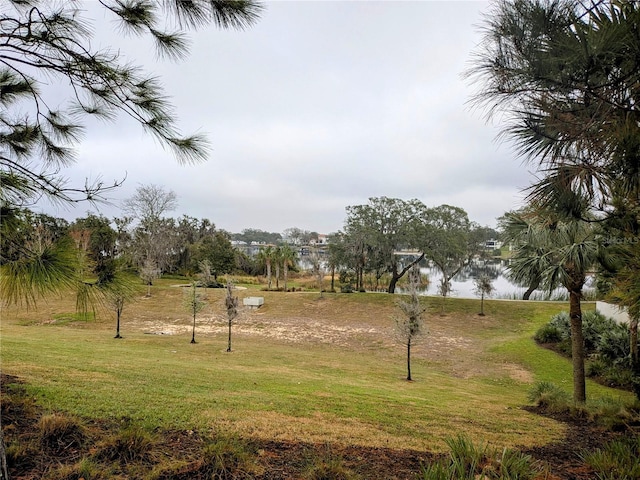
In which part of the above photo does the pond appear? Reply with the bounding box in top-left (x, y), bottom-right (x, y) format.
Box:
top-left (416, 260), bottom-right (596, 301)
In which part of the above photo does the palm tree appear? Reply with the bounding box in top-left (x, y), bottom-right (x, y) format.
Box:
top-left (503, 208), bottom-right (600, 403)
top-left (257, 246), bottom-right (274, 291)
top-left (280, 244), bottom-right (298, 292)
top-left (273, 246), bottom-right (282, 290)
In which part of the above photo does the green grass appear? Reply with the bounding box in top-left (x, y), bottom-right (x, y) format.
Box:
top-left (1, 283), bottom-right (634, 453)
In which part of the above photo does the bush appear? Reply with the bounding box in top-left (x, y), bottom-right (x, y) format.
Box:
top-left (586, 356), bottom-right (609, 378)
top-left (583, 311), bottom-right (619, 353)
top-left (583, 435), bottom-right (640, 479)
top-left (419, 434), bottom-right (542, 480)
top-left (534, 324), bottom-right (563, 344)
top-left (586, 397), bottom-right (637, 430)
top-left (548, 311), bottom-right (571, 339)
top-left (598, 327), bottom-right (631, 364)
top-left (527, 382), bottom-right (571, 413)
top-left (340, 284), bottom-right (354, 293)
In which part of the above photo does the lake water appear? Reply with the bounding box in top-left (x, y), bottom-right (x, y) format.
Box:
top-left (415, 260), bottom-right (596, 300)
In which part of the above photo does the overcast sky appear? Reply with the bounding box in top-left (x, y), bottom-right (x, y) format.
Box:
top-left (41, 0), bottom-right (534, 234)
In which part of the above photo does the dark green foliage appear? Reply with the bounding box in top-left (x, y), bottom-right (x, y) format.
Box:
top-left (527, 382), bottom-right (571, 413)
top-left (533, 323), bottom-right (563, 344)
top-left (598, 328), bottom-right (631, 365)
top-left (536, 310), bottom-right (637, 390)
top-left (583, 312), bottom-right (621, 354)
top-left (583, 435), bottom-right (640, 480)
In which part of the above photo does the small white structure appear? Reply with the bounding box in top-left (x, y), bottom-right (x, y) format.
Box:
top-left (596, 301), bottom-right (630, 325)
top-left (243, 296), bottom-right (264, 309)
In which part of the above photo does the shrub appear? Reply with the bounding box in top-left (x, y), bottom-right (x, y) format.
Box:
top-left (583, 435), bottom-right (640, 479)
top-left (527, 382), bottom-right (571, 413)
top-left (598, 327), bottom-right (631, 364)
top-left (586, 397), bottom-right (637, 430)
top-left (340, 284), bottom-right (354, 293)
top-left (587, 356), bottom-right (609, 378)
top-left (533, 324), bottom-right (563, 344)
top-left (419, 435), bottom-right (541, 480)
top-left (446, 434), bottom-right (486, 476)
top-left (548, 311), bottom-right (571, 338)
top-left (583, 311), bottom-right (619, 353)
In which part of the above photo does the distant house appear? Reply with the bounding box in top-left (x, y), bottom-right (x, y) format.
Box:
top-left (310, 234), bottom-right (329, 245)
top-left (485, 239), bottom-right (502, 250)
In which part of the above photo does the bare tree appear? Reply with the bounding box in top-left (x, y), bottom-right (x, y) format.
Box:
top-left (225, 282), bottom-right (239, 352)
top-left (395, 266), bottom-right (428, 381)
top-left (184, 282), bottom-right (206, 344)
top-left (139, 259), bottom-right (161, 297)
top-left (122, 184), bottom-right (178, 221)
top-left (104, 276), bottom-right (138, 338)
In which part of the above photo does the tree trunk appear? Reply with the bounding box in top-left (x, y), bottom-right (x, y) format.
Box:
top-left (0, 426), bottom-right (8, 480)
top-left (522, 279), bottom-right (540, 300)
top-left (630, 315), bottom-right (638, 369)
top-left (406, 340), bottom-right (412, 381)
top-left (191, 314), bottom-right (196, 344)
top-left (266, 261), bottom-right (272, 291)
top-left (480, 293), bottom-right (485, 315)
top-left (330, 265), bottom-right (335, 292)
top-left (569, 289), bottom-right (586, 403)
top-left (630, 314), bottom-right (639, 399)
top-left (388, 274), bottom-right (399, 294)
top-left (115, 310), bottom-right (122, 338)
top-left (388, 254), bottom-right (424, 294)
top-left (283, 263), bottom-right (288, 292)
top-left (227, 319), bottom-right (232, 352)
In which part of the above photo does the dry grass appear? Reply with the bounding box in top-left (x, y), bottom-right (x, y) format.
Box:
top-left (1, 278), bottom-right (628, 454)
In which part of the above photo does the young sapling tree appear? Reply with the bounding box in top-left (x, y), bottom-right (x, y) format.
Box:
top-left (225, 282), bottom-right (239, 352)
top-left (474, 274), bottom-right (494, 316)
top-left (185, 282), bottom-right (206, 344)
top-left (395, 266), bottom-right (428, 381)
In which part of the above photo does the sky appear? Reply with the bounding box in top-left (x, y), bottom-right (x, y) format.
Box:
top-left (39, 0), bottom-right (535, 235)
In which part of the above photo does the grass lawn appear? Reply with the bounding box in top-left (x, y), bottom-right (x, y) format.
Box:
top-left (1, 279), bottom-right (633, 454)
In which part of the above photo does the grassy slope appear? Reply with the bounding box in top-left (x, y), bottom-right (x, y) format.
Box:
top-left (1, 280), bottom-right (633, 453)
